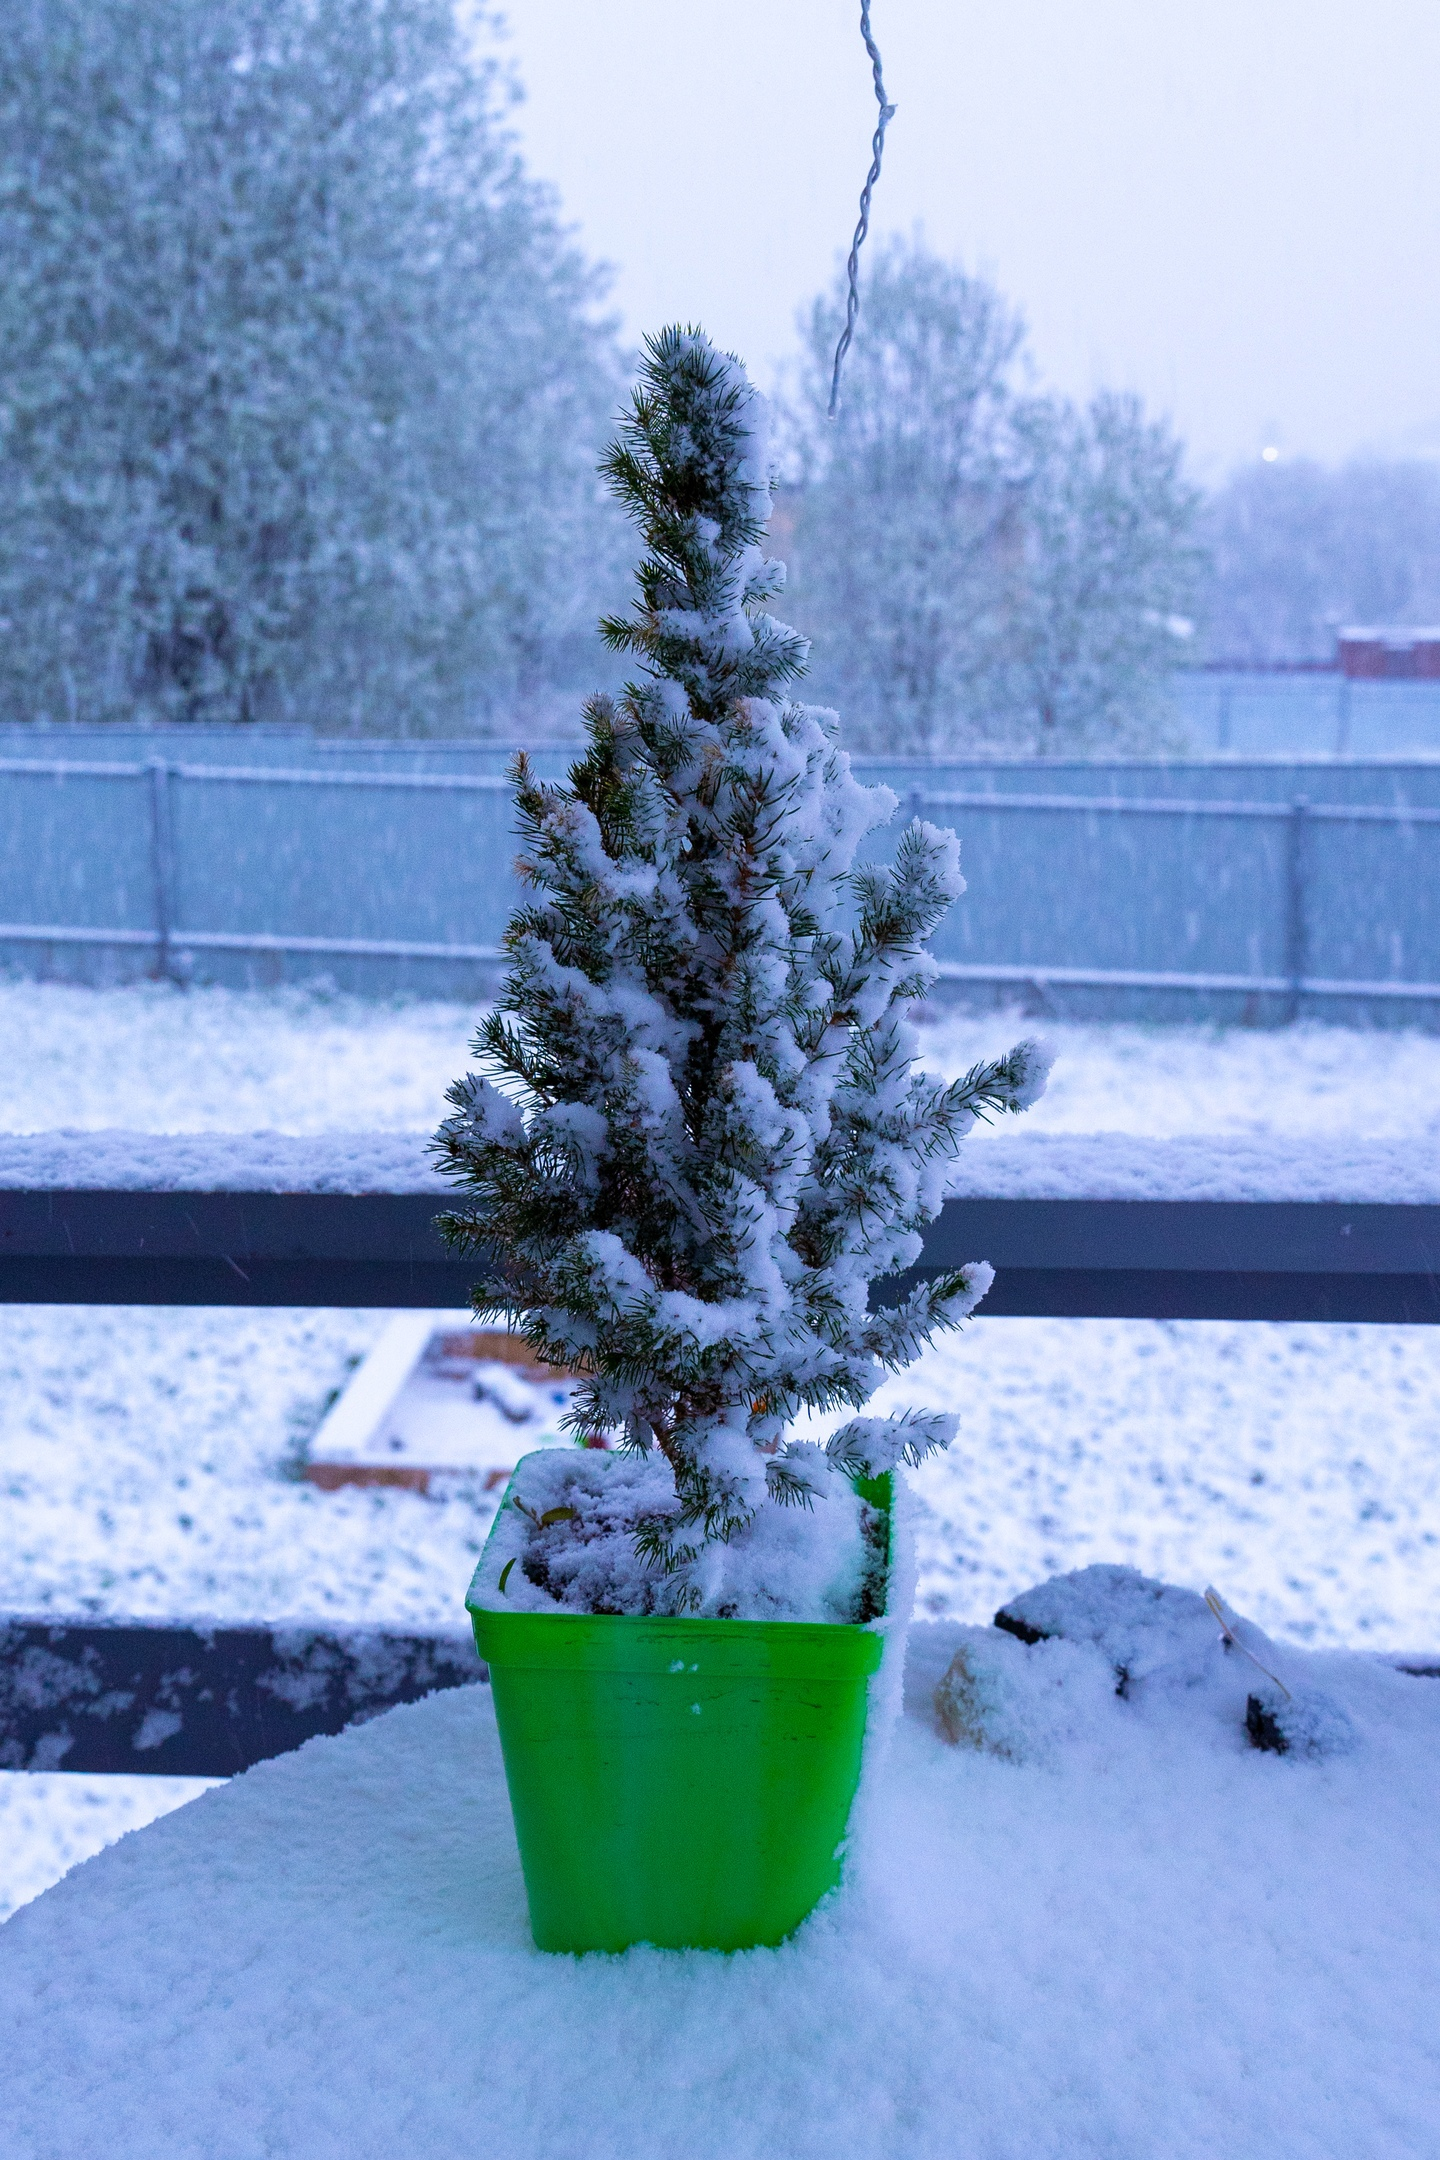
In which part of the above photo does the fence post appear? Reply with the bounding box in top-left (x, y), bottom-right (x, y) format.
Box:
top-left (147, 760), bottom-right (177, 983)
top-left (1284, 796), bottom-right (1309, 1024)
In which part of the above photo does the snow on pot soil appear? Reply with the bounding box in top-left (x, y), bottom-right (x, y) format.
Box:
top-left (3, 983), bottom-right (1439, 1916)
top-left (474, 1448), bottom-right (885, 1623)
top-left (2, 1601), bottom-right (1437, 2160)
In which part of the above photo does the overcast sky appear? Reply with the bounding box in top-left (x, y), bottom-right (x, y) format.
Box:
top-left (499, 0), bottom-right (1440, 482)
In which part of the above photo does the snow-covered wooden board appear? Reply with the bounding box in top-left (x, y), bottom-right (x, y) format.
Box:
top-left (303, 1315), bottom-right (574, 1492)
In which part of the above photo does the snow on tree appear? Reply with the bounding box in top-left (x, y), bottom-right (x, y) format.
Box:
top-left (1007, 390), bottom-right (1204, 751)
top-left (434, 327), bottom-right (1051, 1611)
top-left (785, 239), bottom-right (1201, 754)
top-left (1201, 456), bottom-right (1440, 665)
top-left (786, 240), bottom-right (1025, 755)
top-left (0, 0), bottom-right (626, 731)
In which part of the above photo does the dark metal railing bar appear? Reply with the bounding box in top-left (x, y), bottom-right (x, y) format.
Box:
top-left (0, 1615), bottom-right (482, 1778)
top-left (0, 1189), bottom-right (1434, 1322)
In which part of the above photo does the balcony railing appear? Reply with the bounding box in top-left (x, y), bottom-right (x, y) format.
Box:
top-left (3, 1165), bottom-right (1436, 1776)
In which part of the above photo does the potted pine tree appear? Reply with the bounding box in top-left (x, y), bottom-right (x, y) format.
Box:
top-left (434, 328), bottom-right (1050, 1954)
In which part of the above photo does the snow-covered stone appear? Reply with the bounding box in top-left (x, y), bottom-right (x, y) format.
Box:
top-left (994, 1562), bottom-right (1219, 1686)
top-left (979, 1564), bottom-right (1362, 1758)
top-left (933, 1625), bottom-right (1117, 1761)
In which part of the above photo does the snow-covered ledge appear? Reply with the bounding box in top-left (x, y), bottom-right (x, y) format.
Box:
top-left (0, 1128), bottom-right (1437, 1204)
top-left (946, 1131), bottom-right (1440, 1205)
top-left (0, 1131), bottom-right (450, 1194)
top-left (2, 1647), bottom-right (1437, 2154)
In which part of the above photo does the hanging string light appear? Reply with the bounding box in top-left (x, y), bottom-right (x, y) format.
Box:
top-left (828, 1), bottom-right (896, 417)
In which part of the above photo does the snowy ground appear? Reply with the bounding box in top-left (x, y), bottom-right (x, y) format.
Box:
top-left (2, 981), bottom-right (1439, 1920)
top-left (3, 975), bottom-right (1440, 1140)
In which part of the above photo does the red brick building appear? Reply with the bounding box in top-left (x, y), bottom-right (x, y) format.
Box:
top-left (1337, 627), bottom-right (1440, 679)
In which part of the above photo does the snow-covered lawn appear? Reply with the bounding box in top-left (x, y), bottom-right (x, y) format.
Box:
top-left (2, 981), bottom-right (1438, 1921)
top-left (4, 976), bottom-right (1439, 1139)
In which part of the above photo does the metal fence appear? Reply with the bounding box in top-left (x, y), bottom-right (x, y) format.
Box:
top-left (1173, 671), bottom-right (1440, 757)
top-left (0, 755), bottom-right (510, 995)
top-left (3, 751), bottom-right (1440, 1021)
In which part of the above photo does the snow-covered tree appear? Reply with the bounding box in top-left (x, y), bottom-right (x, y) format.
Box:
top-left (784, 240), bottom-right (1202, 754)
top-left (434, 328), bottom-right (1049, 1609)
top-left (1007, 390), bottom-right (1203, 751)
top-left (1201, 457), bottom-right (1440, 664)
top-left (0, 0), bottom-right (625, 731)
top-left (785, 240), bottom-right (1025, 754)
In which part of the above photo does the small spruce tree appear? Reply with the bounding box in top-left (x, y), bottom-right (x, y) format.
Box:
top-left (434, 328), bottom-right (1049, 1603)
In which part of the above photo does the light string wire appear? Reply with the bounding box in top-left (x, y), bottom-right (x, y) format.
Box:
top-left (828, 0), bottom-right (896, 417)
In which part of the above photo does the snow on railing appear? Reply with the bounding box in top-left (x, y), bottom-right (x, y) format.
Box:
top-left (0, 1132), bottom-right (1435, 1320)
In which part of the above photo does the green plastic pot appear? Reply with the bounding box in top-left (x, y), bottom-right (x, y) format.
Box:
top-left (467, 1464), bottom-right (891, 1955)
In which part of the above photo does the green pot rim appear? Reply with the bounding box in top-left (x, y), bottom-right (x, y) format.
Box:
top-left (471, 1601), bottom-right (886, 1677)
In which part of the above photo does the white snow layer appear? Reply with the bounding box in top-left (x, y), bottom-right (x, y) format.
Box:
top-left (0, 982), bottom-right (479, 1134)
top-left (2, 981), bottom-right (1439, 1145)
top-left (3, 1124), bottom-right (1435, 1200)
top-left (2, 1642), bottom-right (1439, 2160)
top-left (0, 1128), bottom-right (446, 1190)
top-left (473, 1447), bottom-right (880, 1623)
top-left (942, 1129), bottom-right (1440, 1201)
